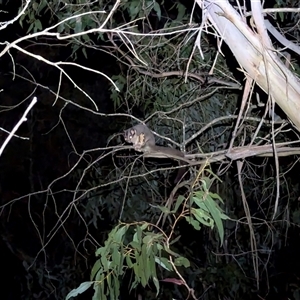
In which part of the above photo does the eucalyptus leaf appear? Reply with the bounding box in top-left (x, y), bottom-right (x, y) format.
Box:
top-left (114, 225), bottom-right (128, 243)
top-left (133, 225), bottom-right (142, 243)
top-left (192, 195), bottom-right (210, 212)
top-left (209, 192), bottom-right (223, 201)
top-left (153, 2), bottom-right (161, 20)
top-left (93, 273), bottom-right (106, 300)
top-left (155, 256), bottom-right (173, 271)
top-left (153, 276), bottom-right (160, 296)
top-left (112, 246), bottom-right (121, 268)
top-left (140, 222), bottom-right (149, 230)
top-left (130, 240), bottom-right (141, 252)
top-left (157, 205), bottom-right (171, 213)
top-left (205, 196), bottom-right (225, 245)
top-left (163, 244), bottom-right (180, 257)
top-left (90, 260), bottom-right (101, 281)
top-left (66, 281), bottom-right (93, 299)
top-left (133, 263), bottom-right (141, 284)
top-left (185, 216), bottom-right (201, 230)
top-left (174, 256), bottom-right (190, 268)
top-left (113, 274), bottom-right (120, 299)
top-left (107, 274), bottom-right (112, 299)
top-left (176, 3), bottom-right (186, 21)
top-left (169, 234), bottom-right (181, 245)
top-left (92, 281), bottom-right (106, 300)
top-left (142, 234), bottom-right (152, 244)
top-left (174, 195), bottom-right (186, 212)
top-left (126, 254), bottom-right (133, 268)
top-left (142, 243), bottom-right (150, 282)
top-left (194, 191), bottom-right (205, 200)
top-left (34, 19), bottom-right (42, 32)
top-left (138, 254), bottom-right (147, 287)
top-left (192, 208), bottom-right (214, 227)
top-left (100, 254), bottom-right (109, 270)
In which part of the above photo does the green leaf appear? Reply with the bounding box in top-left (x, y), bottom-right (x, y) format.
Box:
top-left (126, 254), bottom-right (134, 268)
top-left (157, 205), bottom-right (171, 214)
top-left (205, 196), bottom-right (225, 245)
top-left (114, 225), bottom-right (128, 243)
top-left (37, 0), bottom-right (47, 15)
top-left (27, 22), bottom-right (34, 34)
top-left (138, 253), bottom-right (147, 287)
top-left (113, 274), bottom-right (120, 299)
top-left (130, 275), bottom-right (140, 292)
top-left (19, 13), bottom-right (25, 28)
top-left (220, 212), bottom-right (230, 220)
top-left (153, 2), bottom-right (161, 20)
top-left (192, 196), bottom-right (209, 212)
top-left (153, 276), bottom-right (160, 296)
top-left (192, 208), bottom-right (214, 227)
top-left (209, 192), bottom-right (223, 201)
top-left (93, 274), bottom-right (106, 300)
top-left (174, 256), bottom-right (190, 268)
top-left (151, 243), bottom-right (159, 256)
top-left (103, 226), bottom-right (119, 248)
top-left (155, 256), bottom-right (173, 271)
top-left (156, 244), bottom-right (163, 251)
top-left (174, 195), bottom-right (185, 212)
top-left (112, 246), bottom-right (121, 268)
top-left (128, 0), bottom-right (140, 20)
top-left (185, 216), bottom-right (201, 230)
top-left (107, 273), bottom-right (112, 298)
top-left (194, 191), bottom-right (204, 198)
top-left (58, 22), bottom-right (65, 33)
top-left (34, 19), bottom-right (42, 32)
top-left (163, 244), bottom-right (180, 257)
top-left (90, 260), bottom-right (101, 281)
top-left (176, 3), bottom-right (186, 21)
top-left (169, 234), bottom-right (181, 245)
top-left (279, 11), bottom-right (284, 22)
top-left (66, 281), bottom-right (93, 299)
top-left (119, 248), bottom-right (124, 275)
top-left (100, 253), bottom-right (109, 270)
top-left (130, 240), bottom-right (141, 252)
top-left (75, 19), bottom-right (82, 33)
top-left (134, 225), bottom-right (142, 243)
top-left (133, 263), bottom-right (141, 283)
top-left (200, 178), bottom-right (209, 191)
top-left (140, 222), bottom-right (149, 230)
top-left (142, 234), bottom-right (152, 244)
top-left (95, 268), bottom-right (103, 281)
top-left (141, 243), bottom-right (150, 281)
top-left (149, 254), bottom-right (158, 285)
top-left (82, 47), bottom-right (87, 59)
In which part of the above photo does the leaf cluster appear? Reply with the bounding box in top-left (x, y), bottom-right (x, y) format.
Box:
top-left (66, 222), bottom-right (191, 299)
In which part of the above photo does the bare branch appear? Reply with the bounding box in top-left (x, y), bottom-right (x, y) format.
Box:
top-left (0, 97), bottom-right (37, 157)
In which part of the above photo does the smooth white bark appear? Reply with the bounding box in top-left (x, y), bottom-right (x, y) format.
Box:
top-left (196, 0), bottom-right (300, 130)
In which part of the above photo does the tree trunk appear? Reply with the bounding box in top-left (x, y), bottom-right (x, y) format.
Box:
top-left (196, 0), bottom-right (300, 130)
